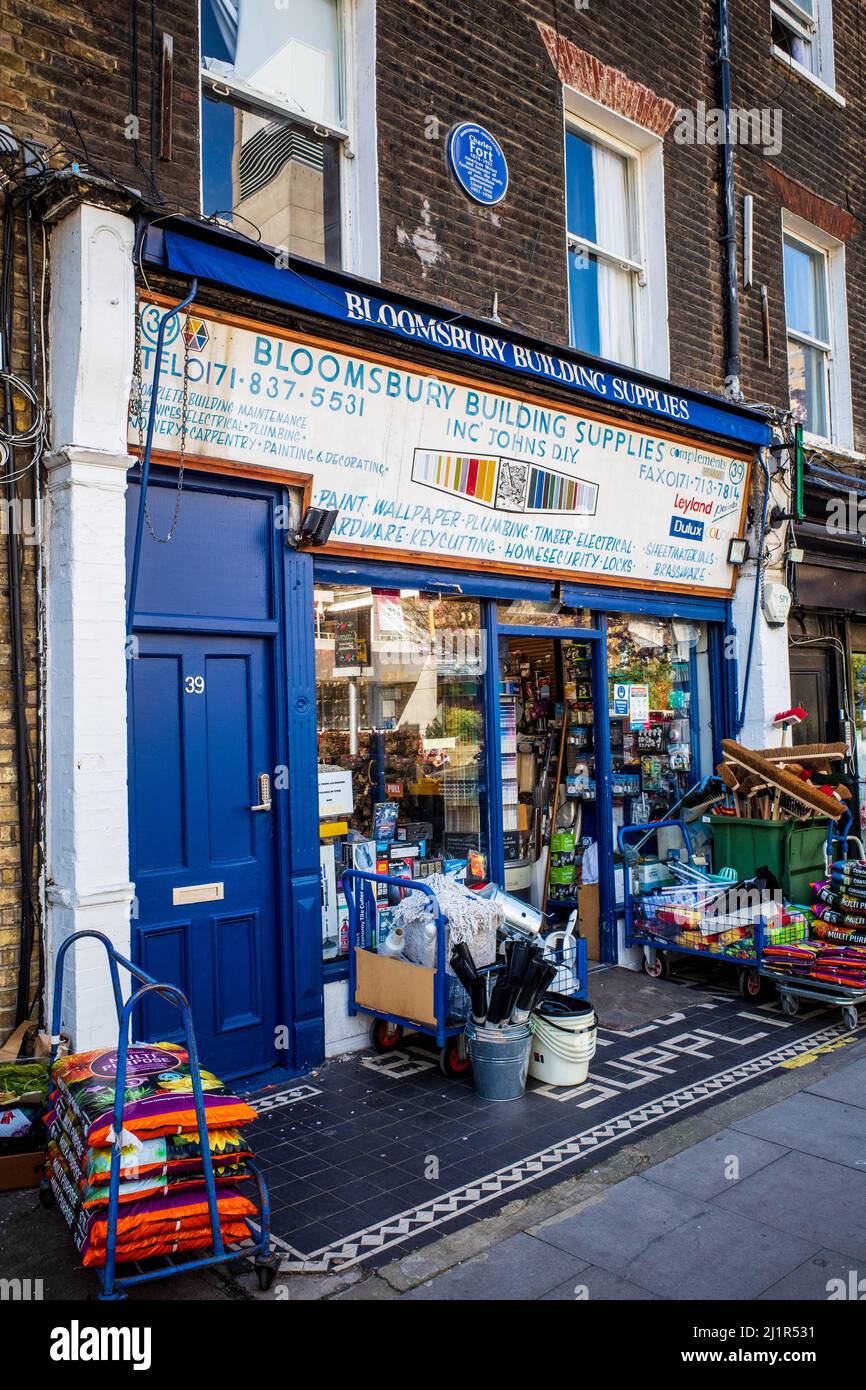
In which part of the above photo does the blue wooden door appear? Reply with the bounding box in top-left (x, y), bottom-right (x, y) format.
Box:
top-left (129, 632), bottom-right (281, 1079)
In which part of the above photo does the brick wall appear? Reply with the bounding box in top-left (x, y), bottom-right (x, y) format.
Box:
top-left (0, 0), bottom-right (200, 1039)
top-left (376, 0), bottom-right (866, 448)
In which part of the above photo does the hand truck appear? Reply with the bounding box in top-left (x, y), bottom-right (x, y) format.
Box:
top-left (42, 930), bottom-right (277, 1299)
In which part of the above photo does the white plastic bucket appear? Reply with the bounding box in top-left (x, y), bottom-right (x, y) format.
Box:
top-left (529, 998), bottom-right (597, 1086)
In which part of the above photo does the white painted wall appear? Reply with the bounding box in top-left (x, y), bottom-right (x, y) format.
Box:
top-left (45, 202), bottom-right (136, 1050)
top-left (324, 978), bottom-right (369, 1056)
top-left (732, 463), bottom-right (792, 751)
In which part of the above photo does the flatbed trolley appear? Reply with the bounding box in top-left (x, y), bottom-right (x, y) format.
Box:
top-left (620, 818), bottom-right (770, 1001)
top-left (43, 930), bottom-right (276, 1299)
top-left (343, 869), bottom-right (470, 1078)
top-left (760, 808), bottom-right (863, 1029)
top-left (769, 975), bottom-right (863, 1031)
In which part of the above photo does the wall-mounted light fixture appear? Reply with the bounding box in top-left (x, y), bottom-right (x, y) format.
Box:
top-left (286, 506), bottom-right (339, 550)
top-left (727, 537), bottom-right (750, 565)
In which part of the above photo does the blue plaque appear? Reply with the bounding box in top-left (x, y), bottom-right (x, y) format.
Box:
top-left (447, 122), bottom-right (509, 206)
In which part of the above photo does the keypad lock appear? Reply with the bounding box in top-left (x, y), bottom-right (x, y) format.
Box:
top-left (250, 772), bottom-right (272, 812)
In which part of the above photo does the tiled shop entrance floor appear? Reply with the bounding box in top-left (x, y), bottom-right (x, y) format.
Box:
top-left (248, 969), bottom-right (862, 1274)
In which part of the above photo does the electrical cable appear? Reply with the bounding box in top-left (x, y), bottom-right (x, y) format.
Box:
top-left (0, 194), bottom-right (39, 1027)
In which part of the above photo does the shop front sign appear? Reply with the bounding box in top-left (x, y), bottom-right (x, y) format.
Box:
top-left (134, 300), bottom-right (752, 597)
top-left (157, 231), bottom-right (774, 449)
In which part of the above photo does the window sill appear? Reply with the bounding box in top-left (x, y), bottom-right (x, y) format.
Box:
top-left (770, 47), bottom-right (846, 107)
top-left (803, 433), bottom-right (862, 461)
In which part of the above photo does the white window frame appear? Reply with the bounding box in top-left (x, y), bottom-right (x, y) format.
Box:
top-left (561, 88), bottom-right (669, 377)
top-left (770, 0), bottom-right (844, 106)
top-left (197, 0), bottom-right (380, 279)
top-left (782, 210), bottom-right (853, 450)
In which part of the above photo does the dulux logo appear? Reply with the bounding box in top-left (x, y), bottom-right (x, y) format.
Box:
top-left (49, 1321), bottom-right (152, 1371)
top-left (670, 515), bottom-right (705, 541)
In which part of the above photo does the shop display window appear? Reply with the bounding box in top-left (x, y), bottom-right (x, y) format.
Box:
top-left (315, 585), bottom-right (487, 960)
top-left (606, 614), bottom-right (708, 852)
top-left (496, 598), bottom-right (594, 629)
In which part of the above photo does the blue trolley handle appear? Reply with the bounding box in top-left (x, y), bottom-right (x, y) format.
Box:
top-left (342, 869), bottom-right (450, 1043)
top-left (101, 980), bottom-right (223, 1297)
top-left (50, 929), bottom-right (179, 1063)
top-left (616, 817), bottom-right (695, 859)
top-left (827, 807), bottom-right (853, 865)
top-left (616, 819), bottom-right (694, 948)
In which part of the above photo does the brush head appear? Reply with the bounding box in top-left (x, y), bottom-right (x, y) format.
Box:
top-left (753, 743), bottom-right (846, 764)
top-left (721, 741), bottom-right (844, 819)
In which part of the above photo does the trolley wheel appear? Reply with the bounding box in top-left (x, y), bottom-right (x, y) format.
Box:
top-left (642, 951), bottom-right (669, 980)
top-left (781, 994), bottom-right (799, 1017)
top-left (439, 1035), bottom-right (471, 1080)
top-left (842, 1005), bottom-right (859, 1031)
top-left (738, 968), bottom-right (764, 1001)
top-left (369, 1017), bottom-right (404, 1052)
top-left (37, 1184), bottom-right (54, 1210)
top-left (255, 1259), bottom-right (277, 1292)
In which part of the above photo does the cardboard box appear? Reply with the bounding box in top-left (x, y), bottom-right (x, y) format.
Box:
top-left (354, 948), bottom-right (435, 1027)
top-left (581, 882), bottom-right (601, 961)
top-left (0, 1149), bottom-right (44, 1191)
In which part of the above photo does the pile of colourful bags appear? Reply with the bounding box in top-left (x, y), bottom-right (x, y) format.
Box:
top-left (762, 939), bottom-right (866, 990)
top-left (46, 1042), bottom-right (258, 1267)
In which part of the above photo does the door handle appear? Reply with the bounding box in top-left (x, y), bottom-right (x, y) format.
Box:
top-left (250, 772), bottom-right (272, 812)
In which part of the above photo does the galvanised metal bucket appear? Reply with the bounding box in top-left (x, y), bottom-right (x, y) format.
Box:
top-left (465, 1019), bottom-right (532, 1101)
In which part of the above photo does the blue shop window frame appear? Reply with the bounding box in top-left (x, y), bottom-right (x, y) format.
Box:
top-left (315, 556), bottom-right (732, 972)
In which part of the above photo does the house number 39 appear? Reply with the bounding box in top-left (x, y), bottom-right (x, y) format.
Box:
top-left (184, 676), bottom-right (205, 695)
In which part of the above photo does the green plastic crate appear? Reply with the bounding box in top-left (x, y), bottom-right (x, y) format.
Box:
top-left (709, 815), bottom-right (830, 903)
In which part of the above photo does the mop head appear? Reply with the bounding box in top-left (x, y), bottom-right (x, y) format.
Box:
top-left (394, 873), bottom-right (502, 973)
top-left (394, 873), bottom-right (504, 941)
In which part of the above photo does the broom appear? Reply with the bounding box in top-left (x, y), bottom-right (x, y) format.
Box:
top-left (720, 741), bottom-right (844, 820)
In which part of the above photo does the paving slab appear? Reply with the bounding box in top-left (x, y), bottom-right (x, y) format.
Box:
top-left (540, 1266), bottom-right (660, 1300)
top-left (620, 1200), bottom-right (819, 1300)
top-left (641, 1127), bottom-right (789, 1200)
top-left (805, 1056), bottom-right (866, 1111)
top-left (530, 1175), bottom-right (707, 1272)
top-left (579, 966), bottom-right (698, 1029)
top-left (400, 1232), bottom-right (589, 1300)
top-left (731, 1090), bottom-right (866, 1171)
top-left (757, 1249), bottom-right (864, 1301)
top-left (712, 1148), bottom-right (866, 1261)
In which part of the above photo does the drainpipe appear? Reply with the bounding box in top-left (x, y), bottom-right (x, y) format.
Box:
top-left (718, 0), bottom-right (742, 401)
top-left (735, 449), bottom-right (770, 734)
top-left (126, 279), bottom-right (198, 638)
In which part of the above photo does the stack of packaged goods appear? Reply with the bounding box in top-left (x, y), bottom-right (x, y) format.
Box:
top-left (812, 860), bottom-right (866, 947)
top-left (636, 875), bottom-right (808, 959)
top-left (45, 1042), bottom-right (258, 1267)
top-left (762, 940), bottom-right (866, 989)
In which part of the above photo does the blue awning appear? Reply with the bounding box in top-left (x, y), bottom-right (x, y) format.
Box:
top-left (155, 225), bottom-right (773, 451)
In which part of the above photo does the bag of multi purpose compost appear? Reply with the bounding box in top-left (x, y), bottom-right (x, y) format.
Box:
top-left (47, 1100), bottom-right (252, 1183)
top-left (46, 1137), bottom-right (251, 1208)
top-left (51, 1043), bottom-right (256, 1145)
top-left (47, 1146), bottom-right (255, 1266)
